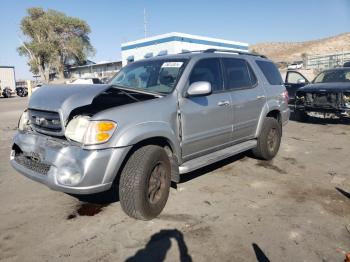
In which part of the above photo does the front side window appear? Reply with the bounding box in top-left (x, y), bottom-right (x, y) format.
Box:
top-left (109, 59), bottom-right (187, 94)
top-left (223, 58), bottom-right (257, 89)
top-left (256, 60), bottom-right (283, 85)
top-left (189, 58), bottom-right (223, 92)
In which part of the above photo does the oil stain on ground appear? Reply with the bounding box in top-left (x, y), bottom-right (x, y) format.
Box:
top-left (67, 203), bottom-right (109, 220)
top-left (256, 161), bottom-right (287, 174)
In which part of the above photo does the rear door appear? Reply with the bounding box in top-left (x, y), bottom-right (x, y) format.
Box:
top-left (222, 58), bottom-right (266, 142)
top-left (179, 58), bottom-right (232, 160)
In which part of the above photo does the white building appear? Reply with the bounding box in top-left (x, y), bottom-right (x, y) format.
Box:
top-left (68, 61), bottom-right (122, 79)
top-left (121, 32), bottom-right (249, 66)
top-left (0, 66), bottom-right (16, 91)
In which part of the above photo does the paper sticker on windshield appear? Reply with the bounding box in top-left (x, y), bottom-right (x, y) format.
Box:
top-left (161, 62), bottom-right (183, 68)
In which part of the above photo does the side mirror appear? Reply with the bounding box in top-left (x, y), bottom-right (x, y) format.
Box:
top-left (297, 78), bottom-right (306, 84)
top-left (187, 81), bottom-right (212, 97)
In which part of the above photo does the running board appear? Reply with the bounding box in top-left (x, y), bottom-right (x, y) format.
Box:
top-left (179, 140), bottom-right (257, 174)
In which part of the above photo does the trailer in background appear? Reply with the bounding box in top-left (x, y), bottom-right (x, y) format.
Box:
top-left (0, 66), bottom-right (16, 98)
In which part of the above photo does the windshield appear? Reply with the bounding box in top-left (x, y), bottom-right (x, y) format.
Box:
top-left (313, 69), bottom-right (350, 83)
top-left (109, 59), bottom-right (188, 94)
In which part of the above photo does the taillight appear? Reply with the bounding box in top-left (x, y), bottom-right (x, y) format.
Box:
top-left (282, 91), bottom-right (289, 103)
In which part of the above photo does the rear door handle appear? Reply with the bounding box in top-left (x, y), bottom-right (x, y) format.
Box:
top-left (257, 95), bottom-right (266, 100)
top-left (217, 100), bottom-right (230, 106)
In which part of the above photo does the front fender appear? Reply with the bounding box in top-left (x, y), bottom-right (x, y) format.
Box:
top-left (113, 121), bottom-right (181, 157)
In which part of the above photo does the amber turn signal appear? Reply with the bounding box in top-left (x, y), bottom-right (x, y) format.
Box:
top-left (97, 121), bottom-right (116, 132)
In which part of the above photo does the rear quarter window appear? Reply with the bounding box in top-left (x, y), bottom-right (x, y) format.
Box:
top-left (256, 60), bottom-right (283, 85)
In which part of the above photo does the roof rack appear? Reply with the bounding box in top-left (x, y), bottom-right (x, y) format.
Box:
top-left (203, 49), bottom-right (267, 58)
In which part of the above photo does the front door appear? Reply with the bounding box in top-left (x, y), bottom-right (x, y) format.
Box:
top-left (285, 71), bottom-right (309, 102)
top-left (179, 58), bottom-right (232, 160)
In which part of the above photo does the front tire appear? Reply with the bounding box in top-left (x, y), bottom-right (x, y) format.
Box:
top-left (119, 145), bottom-right (171, 220)
top-left (294, 109), bottom-right (308, 122)
top-left (2, 88), bottom-right (11, 98)
top-left (253, 117), bottom-right (282, 160)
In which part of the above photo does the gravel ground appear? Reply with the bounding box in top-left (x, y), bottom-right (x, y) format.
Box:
top-left (0, 97), bottom-right (349, 262)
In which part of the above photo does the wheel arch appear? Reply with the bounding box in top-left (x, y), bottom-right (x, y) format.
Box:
top-left (255, 103), bottom-right (282, 137)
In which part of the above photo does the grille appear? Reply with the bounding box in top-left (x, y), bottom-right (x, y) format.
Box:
top-left (305, 92), bottom-right (340, 107)
top-left (14, 155), bottom-right (51, 175)
top-left (28, 109), bottom-right (62, 134)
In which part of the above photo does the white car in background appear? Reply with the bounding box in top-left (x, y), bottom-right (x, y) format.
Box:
top-left (68, 78), bottom-right (103, 85)
top-left (288, 61), bottom-right (303, 70)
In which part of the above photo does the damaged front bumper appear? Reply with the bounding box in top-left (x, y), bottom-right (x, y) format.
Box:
top-left (295, 91), bottom-right (350, 117)
top-left (10, 132), bottom-right (131, 195)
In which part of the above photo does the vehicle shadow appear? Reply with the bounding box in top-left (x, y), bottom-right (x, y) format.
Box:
top-left (179, 152), bottom-right (247, 183)
top-left (69, 151), bottom-right (250, 203)
top-left (252, 243), bottom-right (270, 262)
top-left (125, 229), bottom-right (192, 262)
top-left (289, 109), bottom-right (350, 125)
top-left (68, 182), bottom-right (119, 204)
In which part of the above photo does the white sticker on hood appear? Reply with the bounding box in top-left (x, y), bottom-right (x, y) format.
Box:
top-left (161, 62), bottom-right (183, 68)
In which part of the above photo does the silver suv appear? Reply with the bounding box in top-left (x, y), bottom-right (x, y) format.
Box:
top-left (11, 49), bottom-right (290, 220)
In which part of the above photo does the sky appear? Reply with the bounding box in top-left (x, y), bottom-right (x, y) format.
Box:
top-left (0, 0), bottom-right (349, 79)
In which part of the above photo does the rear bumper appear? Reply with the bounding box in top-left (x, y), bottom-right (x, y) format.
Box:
top-left (10, 132), bottom-right (131, 195)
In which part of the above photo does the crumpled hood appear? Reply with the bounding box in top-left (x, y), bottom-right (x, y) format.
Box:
top-left (28, 84), bottom-right (110, 121)
top-left (298, 82), bottom-right (350, 93)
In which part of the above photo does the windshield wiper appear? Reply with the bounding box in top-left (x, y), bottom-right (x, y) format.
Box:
top-left (110, 84), bottom-right (163, 98)
top-left (117, 88), bottom-right (140, 102)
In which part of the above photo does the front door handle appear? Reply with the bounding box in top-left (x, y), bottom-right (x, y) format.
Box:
top-left (257, 95), bottom-right (266, 100)
top-left (217, 100), bottom-right (230, 106)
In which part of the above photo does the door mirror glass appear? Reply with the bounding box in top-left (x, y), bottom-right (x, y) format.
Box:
top-left (187, 81), bottom-right (212, 97)
top-left (297, 78), bottom-right (306, 84)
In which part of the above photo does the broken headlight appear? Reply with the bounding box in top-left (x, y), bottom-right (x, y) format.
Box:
top-left (65, 116), bottom-right (117, 145)
top-left (18, 110), bottom-right (30, 131)
top-left (343, 94), bottom-right (350, 107)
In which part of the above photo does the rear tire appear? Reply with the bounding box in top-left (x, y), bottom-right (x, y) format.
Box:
top-left (16, 88), bottom-right (27, 97)
top-left (119, 145), bottom-right (171, 220)
top-left (253, 117), bottom-right (282, 160)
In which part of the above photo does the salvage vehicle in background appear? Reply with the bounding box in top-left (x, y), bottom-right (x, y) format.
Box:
top-left (10, 49), bottom-right (289, 220)
top-left (293, 67), bottom-right (350, 121)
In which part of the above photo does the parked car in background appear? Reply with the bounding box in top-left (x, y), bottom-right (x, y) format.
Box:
top-left (68, 78), bottom-right (103, 85)
top-left (293, 67), bottom-right (350, 121)
top-left (11, 49), bottom-right (289, 220)
top-left (287, 61), bottom-right (303, 70)
top-left (344, 61), bottom-right (350, 67)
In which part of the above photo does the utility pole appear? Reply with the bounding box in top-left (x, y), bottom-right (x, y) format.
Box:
top-left (144, 8), bottom-right (148, 38)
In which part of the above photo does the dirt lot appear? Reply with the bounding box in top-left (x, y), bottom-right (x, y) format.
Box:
top-left (0, 97), bottom-right (349, 262)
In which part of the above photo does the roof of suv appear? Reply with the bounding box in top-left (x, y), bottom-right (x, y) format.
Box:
top-left (135, 49), bottom-right (269, 63)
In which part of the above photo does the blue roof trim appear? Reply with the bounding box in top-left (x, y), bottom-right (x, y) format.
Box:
top-left (121, 36), bottom-right (248, 51)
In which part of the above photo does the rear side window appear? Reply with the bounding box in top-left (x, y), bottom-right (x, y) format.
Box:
top-left (189, 58), bottom-right (223, 92)
top-left (222, 58), bottom-right (257, 89)
top-left (256, 60), bottom-right (283, 85)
